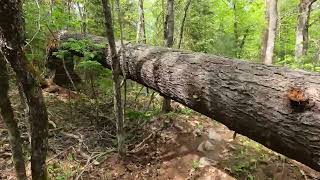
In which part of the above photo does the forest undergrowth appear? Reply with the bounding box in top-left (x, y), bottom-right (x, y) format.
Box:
top-left (1, 79), bottom-right (319, 180)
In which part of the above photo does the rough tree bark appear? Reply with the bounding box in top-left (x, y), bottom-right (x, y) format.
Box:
top-left (101, 0), bottom-right (126, 156)
top-left (162, 0), bottom-right (174, 112)
top-left (261, 0), bottom-right (278, 65)
top-left (295, 0), bottom-right (317, 62)
top-left (0, 56), bottom-right (27, 180)
top-left (0, 1), bottom-right (49, 179)
top-left (114, 44), bottom-right (320, 171)
top-left (48, 34), bottom-right (320, 170)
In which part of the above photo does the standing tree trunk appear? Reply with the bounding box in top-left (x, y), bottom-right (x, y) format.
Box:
top-left (261, 0), bottom-right (278, 65)
top-left (165, 0), bottom-right (174, 48)
top-left (77, 2), bottom-right (87, 35)
top-left (295, 0), bottom-right (317, 62)
top-left (178, 0), bottom-right (192, 49)
top-left (232, 2), bottom-right (240, 58)
top-left (66, 0), bottom-right (72, 30)
top-left (136, 0), bottom-right (146, 44)
top-left (0, 1), bottom-right (49, 179)
top-left (0, 57), bottom-right (27, 180)
top-left (101, 0), bottom-right (126, 156)
top-left (162, 0), bottom-right (174, 113)
top-left (136, 0), bottom-right (149, 94)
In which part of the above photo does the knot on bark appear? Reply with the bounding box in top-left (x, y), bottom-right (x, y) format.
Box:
top-left (287, 87), bottom-right (309, 113)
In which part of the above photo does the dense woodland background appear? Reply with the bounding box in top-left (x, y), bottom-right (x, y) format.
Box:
top-left (23, 0), bottom-right (320, 70)
top-left (1, 0), bottom-right (320, 179)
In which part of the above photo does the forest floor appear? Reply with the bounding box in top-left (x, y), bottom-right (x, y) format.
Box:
top-left (1, 84), bottom-right (320, 180)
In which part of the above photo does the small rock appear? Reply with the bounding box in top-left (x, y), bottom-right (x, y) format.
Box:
top-left (208, 128), bottom-right (222, 142)
top-left (198, 140), bottom-right (215, 152)
top-left (174, 122), bottom-right (184, 131)
top-left (199, 157), bottom-right (211, 168)
top-left (92, 160), bottom-right (100, 165)
top-left (193, 128), bottom-right (202, 137)
top-left (197, 142), bottom-right (205, 153)
top-left (203, 141), bottom-right (215, 151)
top-left (227, 144), bottom-right (236, 150)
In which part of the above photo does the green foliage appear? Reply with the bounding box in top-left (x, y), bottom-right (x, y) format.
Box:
top-left (96, 70), bottom-right (114, 95)
top-left (230, 147), bottom-right (258, 178)
top-left (59, 38), bottom-right (106, 57)
top-left (23, 0), bottom-right (320, 73)
top-left (276, 54), bottom-right (320, 72)
top-left (78, 61), bottom-right (104, 74)
top-left (47, 162), bottom-right (75, 180)
top-left (53, 38), bottom-right (106, 66)
top-left (184, 0), bottom-right (264, 59)
top-left (23, 0), bottom-right (85, 66)
top-left (191, 160), bottom-right (200, 170)
top-left (52, 38), bottom-right (114, 96)
top-left (180, 107), bottom-right (194, 115)
top-left (126, 108), bottom-right (161, 122)
top-left (232, 161), bottom-right (255, 178)
top-left (53, 50), bottom-right (71, 60)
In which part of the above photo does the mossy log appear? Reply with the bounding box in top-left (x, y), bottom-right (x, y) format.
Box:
top-left (47, 32), bottom-right (320, 171)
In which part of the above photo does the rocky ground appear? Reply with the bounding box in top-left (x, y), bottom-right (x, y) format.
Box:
top-left (1, 86), bottom-right (320, 180)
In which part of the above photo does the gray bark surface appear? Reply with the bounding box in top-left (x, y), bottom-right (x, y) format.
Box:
top-left (48, 33), bottom-right (320, 171)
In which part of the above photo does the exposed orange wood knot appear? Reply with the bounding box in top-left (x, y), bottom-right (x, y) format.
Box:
top-left (287, 87), bottom-right (308, 102)
top-left (287, 87), bottom-right (309, 112)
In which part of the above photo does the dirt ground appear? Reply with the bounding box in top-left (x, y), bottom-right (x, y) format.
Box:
top-left (1, 88), bottom-right (320, 180)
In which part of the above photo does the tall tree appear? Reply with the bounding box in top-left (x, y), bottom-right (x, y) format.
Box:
top-left (76, 1), bottom-right (87, 35)
top-left (232, 1), bottom-right (240, 57)
top-left (178, 0), bottom-right (192, 49)
top-left (0, 1), bottom-right (49, 179)
top-left (165, 0), bottom-right (174, 48)
top-left (261, 0), bottom-right (278, 65)
top-left (295, 0), bottom-right (317, 62)
top-left (137, 0), bottom-right (146, 44)
top-left (162, 0), bottom-right (174, 113)
top-left (101, 0), bottom-right (126, 156)
top-left (0, 57), bottom-right (27, 180)
top-left (66, 0), bottom-right (72, 30)
top-left (136, 0), bottom-right (149, 94)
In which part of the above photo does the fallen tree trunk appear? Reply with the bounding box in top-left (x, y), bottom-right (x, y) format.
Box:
top-left (47, 32), bottom-right (320, 171)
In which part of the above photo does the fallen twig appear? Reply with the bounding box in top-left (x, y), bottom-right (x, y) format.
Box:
top-left (129, 132), bottom-right (155, 153)
top-left (47, 146), bottom-right (73, 162)
top-left (75, 149), bottom-right (116, 180)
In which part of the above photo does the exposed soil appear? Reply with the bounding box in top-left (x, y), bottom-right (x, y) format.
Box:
top-left (1, 87), bottom-right (320, 180)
